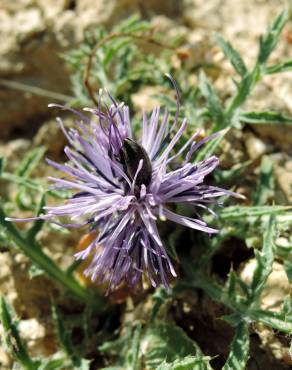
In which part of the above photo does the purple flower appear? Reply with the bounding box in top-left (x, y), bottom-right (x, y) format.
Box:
top-left (8, 78), bottom-right (237, 292)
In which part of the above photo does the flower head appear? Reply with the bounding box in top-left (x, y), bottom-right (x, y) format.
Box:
top-left (9, 78), bottom-right (236, 292)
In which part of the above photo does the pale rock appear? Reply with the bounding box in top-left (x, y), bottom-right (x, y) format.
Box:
top-left (245, 133), bottom-right (267, 160)
top-left (132, 86), bottom-right (167, 112)
top-left (18, 318), bottom-right (46, 341)
top-left (0, 0), bottom-right (182, 136)
top-left (240, 259), bottom-right (290, 312)
top-left (274, 157), bottom-right (292, 203)
top-left (0, 346), bottom-right (12, 369)
top-left (0, 139), bottom-right (31, 192)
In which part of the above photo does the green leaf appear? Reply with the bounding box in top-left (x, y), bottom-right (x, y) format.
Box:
top-left (151, 287), bottom-right (172, 322)
top-left (0, 206), bottom-right (96, 304)
top-left (240, 111), bottom-right (292, 125)
top-left (99, 326), bottom-right (131, 355)
top-left (0, 157), bottom-right (4, 175)
top-left (156, 356), bottom-right (213, 370)
top-left (221, 313), bottom-right (243, 327)
top-left (195, 128), bottom-right (230, 162)
top-left (0, 296), bottom-right (39, 370)
top-left (16, 147), bottom-right (46, 178)
top-left (52, 303), bottom-right (72, 356)
top-left (258, 10), bottom-right (289, 64)
top-left (26, 194), bottom-right (46, 240)
top-left (215, 160), bottom-right (252, 183)
top-left (252, 156), bottom-right (274, 206)
top-left (250, 308), bottom-right (292, 333)
top-left (52, 303), bottom-right (91, 369)
top-left (225, 66), bottom-right (259, 116)
top-left (72, 359), bottom-right (91, 370)
top-left (128, 323), bottom-right (142, 370)
top-left (218, 205), bottom-right (292, 220)
top-left (250, 217), bottom-right (275, 301)
top-left (222, 322), bottom-right (249, 370)
top-left (282, 296), bottom-right (292, 317)
top-left (99, 324), bottom-right (142, 370)
top-left (284, 260), bottom-right (292, 283)
top-left (0, 172), bottom-right (41, 191)
top-left (265, 60), bottom-right (292, 74)
top-left (214, 33), bottom-right (247, 77)
top-left (100, 322), bottom-right (208, 370)
top-left (143, 323), bottom-right (208, 369)
top-left (37, 353), bottom-right (67, 370)
top-left (225, 269), bottom-right (236, 299)
top-left (182, 267), bottom-right (292, 333)
top-left (198, 72), bottom-right (225, 126)
top-left (114, 14), bottom-right (150, 34)
top-left (28, 264), bottom-right (44, 279)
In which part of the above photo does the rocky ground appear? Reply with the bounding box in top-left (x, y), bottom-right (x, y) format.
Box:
top-left (0, 0), bottom-right (291, 369)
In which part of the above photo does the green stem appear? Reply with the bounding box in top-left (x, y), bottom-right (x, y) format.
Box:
top-left (1, 296), bottom-right (38, 370)
top-left (0, 207), bottom-right (96, 305)
top-left (225, 64), bottom-right (260, 118)
top-left (0, 78), bottom-right (73, 103)
top-left (185, 272), bottom-right (292, 334)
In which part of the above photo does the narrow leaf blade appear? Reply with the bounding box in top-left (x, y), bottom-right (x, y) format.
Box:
top-left (215, 33), bottom-right (247, 77)
top-left (265, 60), bottom-right (292, 74)
top-left (258, 10), bottom-right (289, 64)
top-left (222, 322), bottom-right (249, 370)
top-left (218, 205), bottom-right (292, 220)
top-left (250, 216), bottom-right (275, 300)
top-left (240, 111), bottom-right (292, 125)
top-left (16, 147), bottom-right (46, 178)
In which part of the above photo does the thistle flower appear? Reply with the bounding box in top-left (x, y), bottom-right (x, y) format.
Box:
top-left (8, 78), bottom-right (237, 292)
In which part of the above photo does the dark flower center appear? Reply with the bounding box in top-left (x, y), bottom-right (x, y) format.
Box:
top-left (119, 138), bottom-right (152, 188)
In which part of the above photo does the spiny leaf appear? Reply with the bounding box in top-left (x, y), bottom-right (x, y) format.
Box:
top-left (284, 260), bottom-right (292, 283)
top-left (16, 147), bottom-right (46, 178)
top-left (182, 266), bottom-right (292, 333)
top-left (265, 59), bottom-right (292, 74)
top-left (156, 356), bottom-right (213, 370)
top-left (198, 72), bottom-right (225, 125)
top-left (37, 353), bottom-right (67, 370)
top-left (195, 128), bottom-right (230, 162)
top-left (113, 14), bottom-right (150, 34)
top-left (99, 324), bottom-right (142, 370)
top-left (128, 323), bottom-right (142, 370)
top-left (222, 322), bottom-right (249, 370)
top-left (252, 156), bottom-right (274, 206)
top-left (282, 296), bottom-right (292, 318)
top-left (258, 9), bottom-right (289, 64)
top-left (214, 33), bottom-right (247, 77)
top-left (26, 194), bottom-right (46, 240)
top-left (250, 216), bottom-right (275, 301)
top-left (0, 157), bottom-right (3, 175)
top-left (0, 296), bottom-right (39, 369)
top-left (151, 287), bottom-right (172, 322)
top-left (240, 111), bottom-right (292, 125)
top-left (218, 205), bottom-right (292, 220)
top-left (52, 303), bottom-right (90, 369)
top-left (143, 323), bottom-right (207, 370)
top-left (52, 303), bottom-right (72, 356)
top-left (225, 66), bottom-right (259, 115)
top-left (0, 172), bottom-right (41, 191)
top-left (225, 269), bottom-right (237, 299)
top-left (0, 206), bottom-right (96, 304)
top-left (250, 308), bottom-right (292, 333)
top-left (215, 160), bottom-right (252, 183)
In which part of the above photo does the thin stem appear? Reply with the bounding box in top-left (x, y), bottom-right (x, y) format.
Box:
top-left (0, 207), bottom-right (98, 305)
top-left (1, 296), bottom-right (38, 370)
top-left (83, 31), bottom-right (175, 106)
top-left (0, 78), bottom-right (74, 103)
top-left (183, 270), bottom-right (292, 334)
